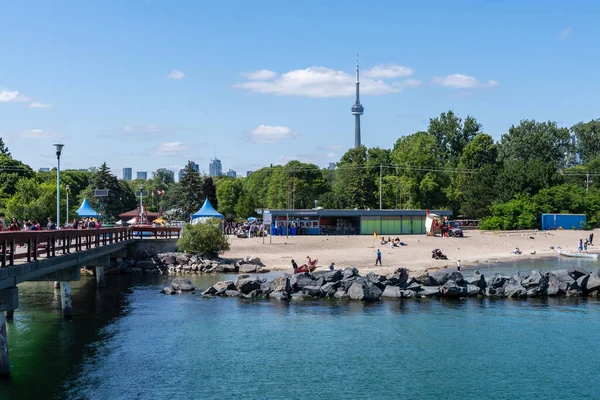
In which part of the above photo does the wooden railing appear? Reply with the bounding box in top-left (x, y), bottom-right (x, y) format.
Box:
top-left (0, 226), bottom-right (181, 267)
top-left (129, 226), bottom-right (182, 239)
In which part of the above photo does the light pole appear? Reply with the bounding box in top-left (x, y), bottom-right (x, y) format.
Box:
top-left (65, 185), bottom-right (70, 227)
top-left (53, 144), bottom-right (64, 229)
top-left (139, 185), bottom-right (144, 225)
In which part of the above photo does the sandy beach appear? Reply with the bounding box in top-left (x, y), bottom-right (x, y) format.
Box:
top-left (224, 229), bottom-right (598, 275)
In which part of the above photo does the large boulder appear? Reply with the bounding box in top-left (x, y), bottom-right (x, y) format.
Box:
top-left (386, 268), bottom-right (409, 286)
top-left (176, 254), bottom-right (191, 265)
top-left (225, 290), bottom-right (241, 297)
top-left (585, 269), bottom-right (600, 292)
top-left (432, 271), bottom-right (464, 286)
top-left (271, 276), bottom-right (292, 293)
top-left (342, 267), bottom-right (359, 280)
top-left (171, 278), bottom-right (195, 291)
top-left (466, 284), bottom-right (482, 296)
top-left (302, 286), bottom-right (322, 297)
top-left (347, 281), bottom-right (382, 302)
top-left (243, 256), bottom-right (264, 266)
top-left (488, 274), bottom-right (509, 289)
top-left (161, 255), bottom-right (177, 265)
top-left (269, 291), bottom-right (289, 301)
top-left (236, 278), bottom-right (262, 294)
top-left (440, 280), bottom-right (467, 297)
top-left (291, 292), bottom-right (312, 301)
top-left (290, 273), bottom-right (315, 290)
top-left (466, 272), bottom-right (486, 290)
top-left (419, 286), bottom-right (440, 297)
top-left (203, 280), bottom-right (235, 295)
top-left (321, 282), bottom-right (339, 297)
top-left (215, 264), bottom-right (238, 273)
top-left (577, 274), bottom-right (590, 294)
top-left (568, 267), bottom-right (588, 281)
top-left (311, 270), bottom-right (343, 282)
top-left (238, 264), bottom-right (258, 273)
top-left (411, 270), bottom-right (436, 286)
top-left (504, 283), bottom-right (527, 298)
top-left (550, 270), bottom-right (575, 285)
top-left (522, 270), bottom-right (547, 289)
top-left (546, 274), bottom-right (568, 296)
top-left (381, 286), bottom-right (402, 299)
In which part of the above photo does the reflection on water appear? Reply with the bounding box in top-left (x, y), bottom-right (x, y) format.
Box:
top-left (0, 258), bottom-right (599, 399)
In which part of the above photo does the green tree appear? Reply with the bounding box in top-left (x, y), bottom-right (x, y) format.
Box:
top-left (267, 161), bottom-right (328, 209)
top-left (243, 167), bottom-right (273, 208)
top-left (332, 146), bottom-right (373, 209)
top-left (202, 176), bottom-right (218, 210)
top-left (235, 193), bottom-right (257, 219)
top-left (428, 111), bottom-right (482, 166)
top-left (571, 119), bottom-right (600, 165)
top-left (80, 163), bottom-right (131, 222)
top-left (216, 178), bottom-right (243, 217)
top-left (176, 161), bottom-right (203, 219)
top-left (0, 137), bottom-right (10, 157)
top-left (177, 218), bottom-right (230, 255)
top-left (152, 168), bottom-right (175, 187)
top-left (5, 178), bottom-right (61, 223)
top-left (0, 155), bottom-right (35, 209)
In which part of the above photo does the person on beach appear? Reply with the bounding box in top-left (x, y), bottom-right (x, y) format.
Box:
top-left (329, 262), bottom-right (335, 271)
top-left (578, 239), bottom-right (583, 252)
top-left (590, 233), bottom-right (594, 246)
top-left (375, 249), bottom-right (382, 266)
top-left (584, 240), bottom-right (588, 252)
top-left (291, 259), bottom-right (298, 274)
top-left (457, 260), bottom-right (461, 271)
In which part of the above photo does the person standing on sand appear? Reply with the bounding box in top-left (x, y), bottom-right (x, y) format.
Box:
top-left (590, 233), bottom-right (594, 246)
top-left (375, 249), bottom-right (382, 266)
top-left (291, 259), bottom-right (298, 274)
top-left (457, 260), bottom-right (461, 271)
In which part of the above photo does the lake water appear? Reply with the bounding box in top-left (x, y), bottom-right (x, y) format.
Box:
top-left (2, 257), bottom-right (600, 399)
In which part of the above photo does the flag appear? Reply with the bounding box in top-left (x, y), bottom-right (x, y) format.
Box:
top-left (373, 230), bottom-right (378, 239)
top-left (425, 208), bottom-right (429, 215)
top-left (157, 190), bottom-right (164, 196)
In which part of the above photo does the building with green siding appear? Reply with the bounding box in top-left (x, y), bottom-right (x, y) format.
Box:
top-left (267, 209), bottom-right (452, 236)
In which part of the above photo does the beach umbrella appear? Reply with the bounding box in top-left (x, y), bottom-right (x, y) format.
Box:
top-left (248, 217), bottom-right (257, 222)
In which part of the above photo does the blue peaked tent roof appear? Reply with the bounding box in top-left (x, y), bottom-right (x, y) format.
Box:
top-left (191, 199), bottom-right (223, 219)
top-left (76, 198), bottom-right (98, 217)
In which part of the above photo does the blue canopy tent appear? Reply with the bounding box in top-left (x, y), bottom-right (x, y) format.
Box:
top-left (191, 199), bottom-right (223, 224)
top-left (76, 198), bottom-right (98, 218)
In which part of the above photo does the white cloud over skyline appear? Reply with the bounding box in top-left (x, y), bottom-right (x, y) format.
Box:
top-left (241, 69), bottom-right (277, 80)
top-left (431, 74), bottom-right (499, 89)
top-left (154, 141), bottom-right (191, 156)
top-left (0, 90), bottom-right (29, 102)
top-left (363, 64), bottom-right (414, 78)
top-left (248, 125), bottom-right (296, 143)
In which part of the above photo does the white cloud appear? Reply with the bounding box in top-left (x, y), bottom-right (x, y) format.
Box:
top-left (559, 27), bottom-right (571, 39)
top-left (326, 152), bottom-right (336, 159)
top-left (0, 90), bottom-right (29, 102)
top-left (248, 125), bottom-right (296, 143)
top-left (123, 125), bottom-right (163, 132)
top-left (431, 74), bottom-right (499, 89)
top-left (363, 64), bottom-right (413, 78)
top-left (167, 70), bottom-right (185, 79)
top-left (19, 129), bottom-right (60, 139)
top-left (241, 69), bottom-right (277, 80)
top-left (234, 66), bottom-right (419, 98)
top-left (29, 102), bottom-right (52, 108)
top-left (154, 142), bottom-right (191, 156)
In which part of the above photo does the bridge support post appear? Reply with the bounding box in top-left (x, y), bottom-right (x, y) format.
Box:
top-left (0, 314), bottom-right (9, 375)
top-left (4, 311), bottom-right (13, 320)
top-left (54, 281), bottom-right (60, 289)
top-left (59, 281), bottom-right (73, 319)
top-left (95, 267), bottom-right (106, 288)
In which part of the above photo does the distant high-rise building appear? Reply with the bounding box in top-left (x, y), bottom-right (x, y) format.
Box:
top-left (122, 167), bottom-right (132, 181)
top-left (136, 171), bottom-right (148, 180)
top-left (209, 159), bottom-right (222, 177)
top-left (225, 169), bottom-right (237, 178)
top-left (246, 171), bottom-right (253, 177)
top-left (192, 162), bottom-right (199, 173)
top-left (178, 169), bottom-right (184, 182)
top-left (328, 163), bottom-right (336, 171)
top-left (166, 170), bottom-right (175, 181)
top-left (38, 167), bottom-right (50, 172)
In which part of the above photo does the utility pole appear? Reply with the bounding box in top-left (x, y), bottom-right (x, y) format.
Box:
top-left (586, 172), bottom-right (590, 194)
top-left (379, 164), bottom-right (383, 210)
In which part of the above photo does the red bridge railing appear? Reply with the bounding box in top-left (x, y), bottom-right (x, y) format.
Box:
top-left (0, 226), bottom-right (181, 268)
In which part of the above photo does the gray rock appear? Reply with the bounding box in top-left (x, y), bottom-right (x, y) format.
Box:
top-left (522, 270), bottom-right (546, 288)
top-left (466, 272), bottom-right (486, 290)
top-left (176, 254), bottom-right (190, 264)
top-left (342, 267), bottom-right (359, 280)
top-left (550, 270), bottom-right (575, 285)
top-left (224, 290), bottom-right (240, 297)
top-left (410, 270), bottom-right (436, 286)
top-left (162, 256), bottom-right (176, 265)
top-left (302, 286), bottom-right (322, 297)
top-left (323, 270), bottom-right (343, 282)
top-left (338, 278), bottom-right (356, 291)
top-left (400, 290), bottom-right (415, 298)
top-left (433, 271), bottom-right (464, 286)
top-left (568, 267), bottom-right (588, 280)
top-left (526, 287), bottom-right (540, 297)
top-left (291, 292), bottom-right (312, 301)
top-left (466, 284), bottom-right (482, 296)
top-left (161, 287), bottom-right (172, 294)
top-left (213, 280), bottom-right (236, 293)
top-left (238, 264), bottom-right (257, 273)
top-left (347, 281), bottom-right (382, 302)
top-left (407, 282), bottom-right (422, 291)
top-left (586, 269), bottom-right (600, 292)
top-left (577, 274), bottom-right (590, 294)
top-left (419, 286), bottom-right (440, 297)
top-left (171, 278), bottom-right (195, 291)
top-left (381, 286), bottom-right (402, 299)
top-left (242, 289), bottom-right (261, 299)
top-left (269, 291), bottom-right (289, 301)
top-left (290, 273), bottom-right (315, 290)
top-left (314, 278), bottom-right (325, 288)
top-left (215, 264), bottom-right (238, 273)
top-left (546, 274), bottom-right (568, 296)
top-left (333, 291), bottom-right (349, 300)
top-left (320, 282), bottom-right (338, 294)
top-left (271, 276), bottom-right (292, 293)
top-left (485, 286), bottom-right (503, 297)
top-left (386, 268), bottom-right (409, 286)
top-left (236, 278), bottom-right (262, 294)
top-left (504, 283), bottom-right (527, 298)
top-left (488, 274), bottom-right (509, 289)
top-left (243, 256), bottom-right (264, 266)
top-left (366, 272), bottom-right (386, 288)
top-left (440, 281), bottom-right (467, 297)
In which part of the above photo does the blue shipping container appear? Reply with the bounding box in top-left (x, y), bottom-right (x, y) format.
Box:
top-left (541, 214), bottom-right (586, 230)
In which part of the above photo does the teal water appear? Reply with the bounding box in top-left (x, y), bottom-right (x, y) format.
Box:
top-left (1, 257), bottom-right (600, 399)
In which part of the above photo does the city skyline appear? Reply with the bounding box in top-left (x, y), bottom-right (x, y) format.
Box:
top-left (2, 1), bottom-right (600, 174)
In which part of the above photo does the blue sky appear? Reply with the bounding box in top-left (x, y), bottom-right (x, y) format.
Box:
top-left (1, 0), bottom-right (599, 178)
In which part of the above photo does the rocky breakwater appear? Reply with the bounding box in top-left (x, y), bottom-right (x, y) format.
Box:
top-left (156, 253), bottom-right (270, 275)
top-left (188, 266), bottom-right (600, 302)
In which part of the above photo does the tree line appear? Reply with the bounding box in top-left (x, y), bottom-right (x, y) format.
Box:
top-left (1, 110), bottom-right (600, 229)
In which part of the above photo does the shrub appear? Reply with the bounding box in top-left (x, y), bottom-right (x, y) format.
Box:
top-left (177, 218), bottom-right (230, 256)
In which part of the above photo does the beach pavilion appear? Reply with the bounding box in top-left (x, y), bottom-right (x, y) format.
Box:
top-left (191, 199), bottom-right (223, 224)
top-left (76, 198), bottom-right (98, 218)
top-left (267, 208), bottom-right (453, 236)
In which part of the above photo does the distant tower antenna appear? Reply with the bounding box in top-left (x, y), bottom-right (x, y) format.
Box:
top-left (351, 54), bottom-right (364, 148)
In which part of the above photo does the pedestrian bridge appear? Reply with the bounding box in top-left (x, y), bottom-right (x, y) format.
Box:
top-left (0, 226), bottom-right (181, 375)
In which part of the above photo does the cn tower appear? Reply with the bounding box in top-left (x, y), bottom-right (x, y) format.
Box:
top-left (351, 54), bottom-right (364, 148)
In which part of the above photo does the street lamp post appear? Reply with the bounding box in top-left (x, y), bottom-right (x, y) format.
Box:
top-left (139, 185), bottom-right (144, 225)
top-left (53, 144), bottom-right (64, 229)
top-left (65, 185), bottom-right (70, 227)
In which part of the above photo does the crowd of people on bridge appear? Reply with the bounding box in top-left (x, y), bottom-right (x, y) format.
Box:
top-left (0, 213), bottom-right (102, 232)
